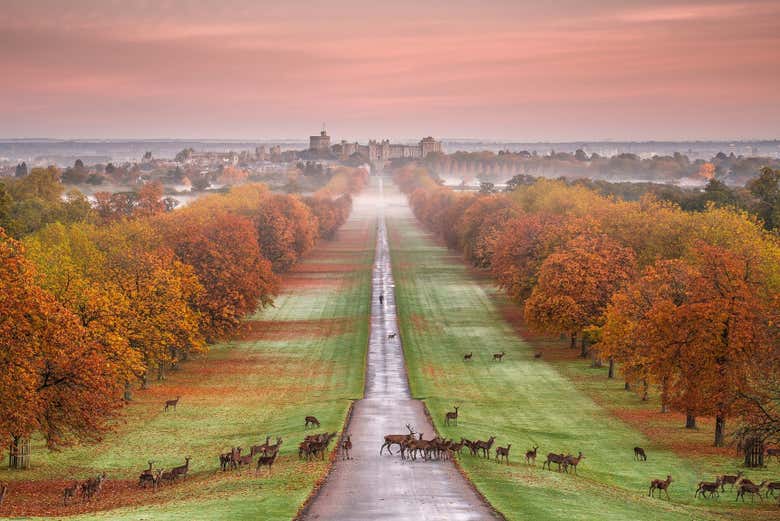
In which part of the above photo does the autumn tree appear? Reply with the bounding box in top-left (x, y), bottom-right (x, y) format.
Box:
top-left (0, 229), bottom-right (124, 462)
top-left (255, 194), bottom-right (319, 272)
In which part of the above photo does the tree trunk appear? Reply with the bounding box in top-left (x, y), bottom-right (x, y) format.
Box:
top-left (641, 380), bottom-right (649, 401)
top-left (124, 380), bottom-right (133, 401)
top-left (624, 381), bottom-right (630, 391)
top-left (743, 438), bottom-right (764, 468)
top-left (580, 334), bottom-right (588, 359)
top-left (660, 403), bottom-right (669, 413)
top-left (141, 372), bottom-right (149, 390)
top-left (157, 361), bottom-right (165, 381)
top-left (8, 436), bottom-right (30, 469)
top-left (608, 357), bottom-right (614, 379)
top-left (714, 415), bottom-right (725, 447)
top-left (570, 332), bottom-right (576, 349)
top-left (685, 413), bottom-right (697, 429)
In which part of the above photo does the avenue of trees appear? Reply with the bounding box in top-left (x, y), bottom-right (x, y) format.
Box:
top-left (0, 166), bottom-right (366, 463)
top-left (395, 165), bottom-right (780, 451)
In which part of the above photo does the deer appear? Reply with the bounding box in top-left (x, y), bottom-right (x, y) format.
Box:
top-left (266, 437), bottom-right (283, 455)
top-left (474, 436), bottom-right (496, 458)
top-left (766, 447), bottom-right (780, 461)
top-left (493, 351), bottom-right (505, 362)
top-left (495, 444), bottom-right (511, 464)
top-left (305, 415), bottom-right (320, 429)
top-left (387, 332), bottom-right (397, 340)
top-left (533, 351), bottom-right (542, 359)
top-left (380, 424), bottom-right (415, 455)
top-left (525, 446), bottom-right (539, 465)
top-left (250, 437), bottom-right (271, 457)
top-left (81, 473), bottom-right (107, 501)
top-left (543, 452), bottom-right (567, 472)
top-left (0, 482), bottom-right (6, 507)
top-left (171, 456), bottom-right (190, 480)
top-left (255, 449), bottom-right (279, 476)
top-left (564, 452), bottom-right (584, 474)
top-left (449, 438), bottom-right (466, 456)
top-left (62, 482), bottom-right (78, 505)
top-left (648, 475), bottom-right (673, 500)
top-left (764, 481), bottom-right (780, 498)
top-left (633, 446), bottom-right (647, 461)
top-left (151, 469), bottom-right (164, 491)
top-left (695, 477), bottom-right (722, 499)
top-left (237, 452), bottom-right (253, 469)
top-left (445, 406), bottom-right (459, 426)
top-left (719, 471), bottom-right (743, 491)
top-left (736, 480), bottom-right (767, 502)
top-left (463, 352), bottom-right (473, 361)
top-left (164, 396), bottom-right (180, 412)
top-left (158, 468), bottom-right (177, 486)
top-left (341, 434), bottom-right (352, 460)
top-left (138, 460), bottom-right (156, 488)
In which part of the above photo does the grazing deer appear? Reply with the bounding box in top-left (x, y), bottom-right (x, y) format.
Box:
top-left (387, 332), bottom-right (397, 340)
top-left (533, 351), bottom-right (542, 359)
top-left (380, 424), bottom-right (416, 455)
top-left (736, 481), bottom-right (767, 502)
top-left (474, 436), bottom-right (496, 458)
top-left (495, 444), bottom-right (511, 464)
top-left (633, 446), bottom-right (647, 461)
top-left (695, 477), bottom-right (722, 499)
top-left (493, 351), bottom-right (505, 362)
top-left (445, 406), bottom-right (459, 426)
top-left (525, 446), bottom-right (539, 465)
top-left (171, 456), bottom-right (191, 480)
top-left (543, 453), bottom-right (567, 472)
top-left (305, 415), bottom-right (320, 429)
top-left (164, 396), bottom-right (180, 412)
top-left (62, 482), bottom-right (78, 505)
top-left (251, 437), bottom-right (271, 457)
top-left (341, 434), bottom-right (352, 460)
top-left (719, 471), bottom-right (743, 491)
top-left (564, 452), bottom-right (584, 474)
top-left (255, 450), bottom-right (279, 476)
top-left (0, 482), bottom-right (7, 507)
top-left (648, 475), bottom-right (673, 499)
top-left (766, 447), bottom-right (780, 461)
top-left (764, 481), bottom-right (780, 498)
top-left (463, 352), bottom-right (473, 361)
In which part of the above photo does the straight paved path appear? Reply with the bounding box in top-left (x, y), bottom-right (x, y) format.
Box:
top-left (301, 178), bottom-right (498, 521)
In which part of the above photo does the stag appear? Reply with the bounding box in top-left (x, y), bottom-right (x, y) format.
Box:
top-left (341, 434), bottom-right (352, 460)
top-left (543, 452), bottom-right (567, 472)
top-left (495, 444), bottom-right (511, 464)
top-left (648, 475), bottom-right (673, 499)
top-left (164, 396), bottom-right (180, 412)
top-left (305, 415), bottom-right (320, 429)
top-left (695, 477), bottom-right (721, 499)
top-left (445, 406), bottom-right (459, 426)
top-left (251, 437), bottom-right (271, 457)
top-left (736, 481), bottom-right (767, 502)
top-left (633, 447), bottom-right (647, 461)
top-left (81, 473), bottom-right (107, 501)
top-left (719, 471), bottom-right (743, 491)
top-left (493, 351), bottom-right (505, 362)
top-left (380, 424), bottom-right (415, 455)
top-left (525, 446), bottom-right (539, 465)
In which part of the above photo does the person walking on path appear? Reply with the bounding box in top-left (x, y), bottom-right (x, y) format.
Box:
top-left (379, 293), bottom-right (384, 305)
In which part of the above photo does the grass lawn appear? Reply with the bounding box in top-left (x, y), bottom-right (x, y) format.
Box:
top-left (0, 210), bottom-right (374, 520)
top-left (386, 193), bottom-right (779, 521)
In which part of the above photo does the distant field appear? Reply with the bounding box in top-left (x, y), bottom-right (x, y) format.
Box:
top-left (0, 210), bottom-right (374, 520)
top-left (385, 193), bottom-right (778, 521)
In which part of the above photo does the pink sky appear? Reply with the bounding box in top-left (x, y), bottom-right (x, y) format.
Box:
top-left (1, 0), bottom-right (779, 140)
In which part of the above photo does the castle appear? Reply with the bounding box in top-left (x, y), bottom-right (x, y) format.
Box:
top-left (309, 128), bottom-right (442, 162)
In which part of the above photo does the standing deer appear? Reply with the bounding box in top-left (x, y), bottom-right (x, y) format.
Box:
top-left (764, 481), bottom-right (780, 498)
top-left (463, 352), bottom-right (472, 361)
top-left (719, 471), bottom-right (743, 491)
top-left (474, 436), bottom-right (495, 458)
top-left (164, 396), bottom-right (180, 411)
top-left (255, 450), bottom-right (279, 476)
top-left (633, 446), bottom-right (647, 461)
top-left (695, 477), bottom-right (722, 499)
top-left (495, 444), bottom-right (511, 464)
top-left (380, 424), bottom-right (415, 455)
top-left (765, 447), bottom-right (780, 461)
top-left (525, 446), bottom-right (538, 465)
top-left (736, 481), bottom-right (767, 502)
top-left (387, 332), bottom-right (397, 340)
top-left (171, 456), bottom-right (190, 480)
top-left (493, 352), bottom-right (505, 362)
top-left (445, 406), bottom-right (459, 426)
top-left (648, 475), bottom-right (673, 499)
top-left (81, 473), bottom-right (107, 501)
top-left (341, 434), bottom-right (352, 460)
top-left (159, 468), bottom-right (177, 486)
top-left (62, 482), bottom-right (78, 505)
top-left (138, 460), bottom-right (156, 488)
top-left (251, 437), bottom-right (271, 457)
top-left (305, 415), bottom-right (320, 429)
top-left (0, 482), bottom-right (7, 507)
top-left (564, 452), bottom-right (584, 474)
top-left (543, 452), bottom-right (567, 472)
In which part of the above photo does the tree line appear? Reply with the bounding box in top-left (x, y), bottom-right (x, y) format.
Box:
top-left (394, 165), bottom-right (780, 450)
top-left (0, 166), bottom-right (367, 462)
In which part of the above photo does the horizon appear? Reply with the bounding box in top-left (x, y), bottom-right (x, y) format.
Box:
top-left (2, 0), bottom-right (779, 141)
